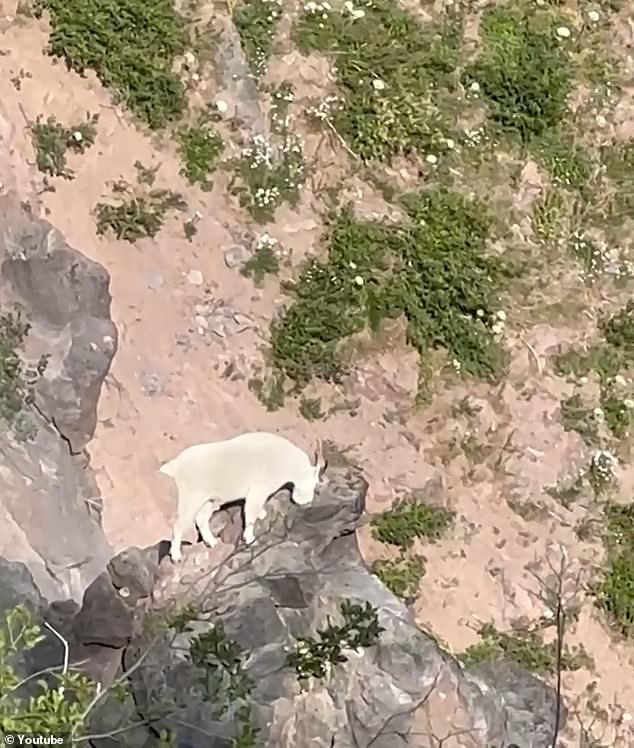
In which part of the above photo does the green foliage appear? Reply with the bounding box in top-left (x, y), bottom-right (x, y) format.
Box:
top-left (600, 390), bottom-right (634, 440)
top-left (241, 244), bottom-right (280, 286)
top-left (176, 115), bottom-right (224, 188)
top-left (270, 189), bottom-right (511, 390)
top-left (463, 6), bottom-right (572, 143)
top-left (371, 494), bottom-right (454, 549)
top-left (33, 0), bottom-right (188, 128)
top-left (0, 307), bottom-right (48, 425)
top-left (0, 606), bottom-right (96, 735)
top-left (295, 0), bottom-right (461, 161)
top-left (459, 622), bottom-right (590, 674)
top-left (601, 140), bottom-right (634, 217)
top-left (593, 502), bottom-right (634, 637)
top-left (532, 130), bottom-right (591, 192)
top-left (233, 0), bottom-right (282, 80)
top-left (30, 113), bottom-right (98, 178)
top-left (372, 554), bottom-right (425, 603)
top-left (559, 394), bottom-right (599, 445)
top-left (554, 302), bottom-right (634, 385)
top-left (232, 133), bottom-right (305, 223)
top-left (287, 600), bottom-right (384, 681)
top-left (248, 373), bottom-right (285, 411)
top-left (298, 396), bottom-right (324, 421)
top-left (96, 187), bottom-right (187, 242)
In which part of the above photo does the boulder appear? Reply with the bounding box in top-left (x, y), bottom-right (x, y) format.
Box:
top-left (0, 197), bottom-right (114, 603)
top-left (117, 466), bottom-right (565, 748)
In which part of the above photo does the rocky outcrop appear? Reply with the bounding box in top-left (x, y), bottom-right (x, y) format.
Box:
top-left (65, 467), bottom-right (564, 748)
top-left (0, 196), bottom-right (115, 603)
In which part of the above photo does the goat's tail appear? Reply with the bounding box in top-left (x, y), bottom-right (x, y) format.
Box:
top-left (158, 459), bottom-right (176, 478)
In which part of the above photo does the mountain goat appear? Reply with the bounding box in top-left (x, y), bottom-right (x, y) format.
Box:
top-left (159, 431), bottom-right (328, 563)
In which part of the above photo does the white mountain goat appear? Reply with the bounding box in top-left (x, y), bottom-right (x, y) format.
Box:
top-left (159, 431), bottom-right (328, 563)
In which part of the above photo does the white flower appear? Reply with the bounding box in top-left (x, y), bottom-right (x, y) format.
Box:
top-left (352, 8), bottom-right (365, 17)
top-left (556, 26), bottom-right (571, 38)
top-left (476, 309), bottom-right (484, 318)
top-left (623, 398), bottom-right (634, 409)
top-left (622, 712), bottom-right (632, 722)
top-left (496, 310), bottom-right (506, 321)
top-left (587, 10), bottom-right (600, 23)
top-left (491, 322), bottom-right (504, 335)
top-left (469, 81), bottom-right (480, 93)
top-left (426, 154), bottom-right (438, 165)
top-left (354, 275), bottom-right (364, 286)
top-left (372, 79), bottom-right (386, 91)
top-left (72, 131), bottom-right (83, 142)
top-left (615, 375), bottom-right (627, 386)
top-left (445, 138), bottom-right (455, 149)
top-left (216, 99), bottom-right (228, 113)
top-left (349, 261), bottom-right (357, 269)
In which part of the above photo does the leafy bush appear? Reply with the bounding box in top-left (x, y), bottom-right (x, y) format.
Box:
top-left (177, 116), bottom-right (224, 188)
top-left (30, 113), bottom-right (98, 179)
top-left (0, 307), bottom-right (48, 426)
top-left (459, 622), bottom-right (590, 674)
top-left (372, 554), bottom-right (425, 603)
top-left (271, 189), bottom-right (511, 389)
top-left (463, 6), bottom-right (572, 143)
top-left (34, 0), bottom-right (188, 128)
top-left (95, 187), bottom-right (187, 242)
top-left (594, 503), bottom-right (634, 637)
top-left (371, 495), bottom-right (455, 549)
top-left (0, 606), bottom-right (96, 735)
top-left (295, 0), bottom-right (461, 161)
top-left (287, 600), bottom-right (384, 681)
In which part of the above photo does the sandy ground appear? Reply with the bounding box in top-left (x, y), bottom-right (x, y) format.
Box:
top-left (1, 3), bottom-right (633, 745)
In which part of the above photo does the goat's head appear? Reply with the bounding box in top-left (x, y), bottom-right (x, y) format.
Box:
top-left (292, 439), bottom-right (328, 505)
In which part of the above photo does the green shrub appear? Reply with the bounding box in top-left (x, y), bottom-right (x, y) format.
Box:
top-left (30, 113), bottom-right (98, 179)
top-left (594, 503), bottom-right (634, 637)
top-left (287, 600), bottom-right (384, 681)
top-left (372, 554), bottom-right (425, 602)
top-left (459, 622), bottom-right (590, 674)
top-left (295, 0), bottom-right (461, 162)
top-left (0, 307), bottom-right (48, 425)
top-left (270, 189), bottom-right (511, 389)
top-left (371, 495), bottom-right (455, 549)
top-left (34, 0), bottom-right (188, 128)
top-left (463, 6), bottom-right (572, 143)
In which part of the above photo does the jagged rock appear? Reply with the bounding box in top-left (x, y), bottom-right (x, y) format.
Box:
top-left (0, 557), bottom-right (44, 615)
top-left (74, 572), bottom-right (135, 649)
top-left (0, 196), bottom-right (115, 603)
top-left (116, 466), bottom-right (564, 748)
top-left (107, 546), bottom-right (159, 603)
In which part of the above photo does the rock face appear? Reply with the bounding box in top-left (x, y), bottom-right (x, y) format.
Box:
top-left (0, 197), bottom-right (115, 603)
top-left (73, 467), bottom-right (563, 748)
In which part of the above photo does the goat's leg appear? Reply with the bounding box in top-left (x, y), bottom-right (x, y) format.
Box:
top-left (243, 492), bottom-right (266, 546)
top-left (170, 498), bottom-right (200, 563)
top-left (195, 502), bottom-right (219, 548)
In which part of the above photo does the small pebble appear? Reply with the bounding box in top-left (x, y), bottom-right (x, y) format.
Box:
top-left (186, 269), bottom-right (204, 286)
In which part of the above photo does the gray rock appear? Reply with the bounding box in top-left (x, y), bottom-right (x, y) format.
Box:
top-left (74, 572), bottom-right (134, 649)
top-left (215, 19), bottom-right (265, 135)
top-left (119, 467), bottom-right (564, 748)
top-left (0, 197), bottom-right (114, 602)
top-left (0, 557), bottom-right (44, 615)
top-left (223, 244), bottom-right (250, 269)
top-left (107, 546), bottom-right (158, 602)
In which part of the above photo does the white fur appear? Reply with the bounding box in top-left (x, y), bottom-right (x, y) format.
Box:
top-left (159, 432), bottom-right (326, 563)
